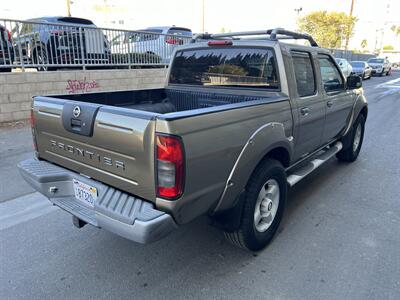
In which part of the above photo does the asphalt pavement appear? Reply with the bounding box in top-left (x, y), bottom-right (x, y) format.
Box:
top-left (1, 72), bottom-right (400, 299)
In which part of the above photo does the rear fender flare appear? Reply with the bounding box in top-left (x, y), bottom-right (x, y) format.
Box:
top-left (212, 122), bottom-right (293, 213)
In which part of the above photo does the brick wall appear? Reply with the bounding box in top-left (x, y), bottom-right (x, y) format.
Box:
top-left (0, 68), bottom-right (167, 124)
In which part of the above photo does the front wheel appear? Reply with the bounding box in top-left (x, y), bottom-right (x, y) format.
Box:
top-left (336, 114), bottom-right (366, 162)
top-left (224, 159), bottom-right (287, 251)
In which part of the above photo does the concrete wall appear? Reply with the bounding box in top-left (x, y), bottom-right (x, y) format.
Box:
top-left (0, 68), bottom-right (167, 124)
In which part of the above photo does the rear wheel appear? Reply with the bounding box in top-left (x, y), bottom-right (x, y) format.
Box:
top-left (0, 68), bottom-right (11, 72)
top-left (33, 47), bottom-right (56, 71)
top-left (224, 159), bottom-right (287, 251)
top-left (336, 114), bottom-right (366, 162)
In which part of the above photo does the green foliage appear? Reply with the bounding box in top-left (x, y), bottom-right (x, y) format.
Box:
top-left (391, 25), bottom-right (400, 36)
top-left (298, 11), bottom-right (357, 48)
top-left (383, 45), bottom-right (394, 50)
top-left (360, 39), bottom-right (367, 49)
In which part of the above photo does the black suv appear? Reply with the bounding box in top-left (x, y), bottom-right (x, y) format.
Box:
top-left (0, 24), bottom-right (14, 72)
top-left (18, 17), bottom-right (110, 70)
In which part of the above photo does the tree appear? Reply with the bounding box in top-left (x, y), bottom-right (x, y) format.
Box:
top-left (391, 25), bottom-right (400, 36)
top-left (383, 45), bottom-right (394, 50)
top-left (298, 11), bottom-right (357, 48)
top-left (360, 39), bottom-right (368, 49)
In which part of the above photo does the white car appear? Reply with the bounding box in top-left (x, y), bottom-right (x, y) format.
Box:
top-left (111, 26), bottom-right (192, 64)
top-left (335, 58), bottom-right (353, 78)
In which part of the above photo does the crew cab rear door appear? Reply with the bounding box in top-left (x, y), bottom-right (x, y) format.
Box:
top-left (291, 50), bottom-right (325, 159)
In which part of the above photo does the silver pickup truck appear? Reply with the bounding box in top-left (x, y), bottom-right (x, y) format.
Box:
top-left (19, 29), bottom-right (367, 251)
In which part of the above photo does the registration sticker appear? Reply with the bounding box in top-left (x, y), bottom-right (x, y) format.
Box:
top-left (72, 179), bottom-right (97, 207)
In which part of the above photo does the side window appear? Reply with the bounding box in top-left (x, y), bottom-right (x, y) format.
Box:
top-left (292, 51), bottom-right (316, 97)
top-left (318, 55), bottom-right (344, 92)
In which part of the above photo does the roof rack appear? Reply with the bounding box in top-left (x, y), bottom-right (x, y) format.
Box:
top-left (191, 28), bottom-right (319, 47)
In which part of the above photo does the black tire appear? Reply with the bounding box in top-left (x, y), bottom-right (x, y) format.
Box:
top-left (33, 47), bottom-right (50, 71)
top-left (336, 114), bottom-right (366, 162)
top-left (224, 159), bottom-right (287, 251)
top-left (386, 68), bottom-right (391, 76)
top-left (362, 72), bottom-right (366, 80)
top-left (0, 68), bottom-right (11, 72)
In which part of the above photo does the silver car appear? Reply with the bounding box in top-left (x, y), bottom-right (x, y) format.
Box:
top-left (111, 26), bottom-right (192, 64)
top-left (350, 61), bottom-right (372, 80)
top-left (335, 58), bottom-right (353, 78)
top-left (367, 58), bottom-right (391, 76)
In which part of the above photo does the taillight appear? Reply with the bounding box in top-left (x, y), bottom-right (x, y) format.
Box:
top-left (49, 29), bottom-right (65, 35)
top-left (156, 134), bottom-right (184, 199)
top-left (6, 29), bottom-right (11, 42)
top-left (166, 37), bottom-right (181, 45)
top-left (30, 108), bottom-right (38, 151)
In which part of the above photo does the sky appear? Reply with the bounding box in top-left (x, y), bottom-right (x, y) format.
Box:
top-left (1, 0), bottom-right (400, 51)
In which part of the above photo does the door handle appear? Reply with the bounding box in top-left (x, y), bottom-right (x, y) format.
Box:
top-left (327, 100), bottom-right (333, 107)
top-left (300, 107), bottom-right (310, 116)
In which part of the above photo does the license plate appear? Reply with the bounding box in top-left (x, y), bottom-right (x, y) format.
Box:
top-left (73, 179), bottom-right (97, 207)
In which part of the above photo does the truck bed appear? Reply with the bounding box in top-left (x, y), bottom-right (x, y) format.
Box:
top-left (50, 87), bottom-right (282, 115)
top-left (32, 87), bottom-right (288, 207)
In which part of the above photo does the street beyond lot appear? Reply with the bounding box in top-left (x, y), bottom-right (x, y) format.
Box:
top-left (1, 72), bottom-right (400, 299)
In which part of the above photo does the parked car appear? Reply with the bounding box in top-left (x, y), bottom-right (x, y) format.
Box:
top-left (0, 24), bottom-right (14, 72)
top-left (111, 26), bottom-right (192, 64)
top-left (17, 17), bottom-right (111, 71)
top-left (367, 57), bottom-right (391, 76)
top-left (19, 29), bottom-right (368, 251)
top-left (335, 58), bottom-right (353, 77)
top-left (350, 61), bottom-right (372, 79)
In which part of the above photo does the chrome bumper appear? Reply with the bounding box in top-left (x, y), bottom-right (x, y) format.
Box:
top-left (18, 159), bottom-right (177, 243)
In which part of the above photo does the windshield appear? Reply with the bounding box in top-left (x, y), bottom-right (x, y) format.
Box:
top-left (169, 47), bottom-right (279, 89)
top-left (368, 58), bottom-right (384, 63)
top-left (350, 62), bottom-right (365, 67)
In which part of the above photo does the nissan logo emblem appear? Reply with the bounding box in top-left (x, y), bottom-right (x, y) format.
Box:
top-left (72, 106), bottom-right (81, 118)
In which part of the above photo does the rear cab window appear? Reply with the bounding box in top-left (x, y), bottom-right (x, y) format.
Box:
top-left (318, 54), bottom-right (344, 92)
top-left (291, 51), bottom-right (316, 97)
top-left (169, 47), bottom-right (279, 90)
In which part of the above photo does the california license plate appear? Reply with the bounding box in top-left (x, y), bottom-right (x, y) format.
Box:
top-left (73, 179), bottom-right (97, 207)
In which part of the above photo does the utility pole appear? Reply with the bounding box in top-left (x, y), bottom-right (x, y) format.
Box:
top-left (379, 3), bottom-right (390, 56)
top-left (201, 0), bottom-right (205, 33)
top-left (66, 0), bottom-right (71, 17)
top-left (344, 0), bottom-right (355, 50)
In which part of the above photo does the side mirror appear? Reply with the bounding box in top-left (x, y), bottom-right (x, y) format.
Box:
top-left (347, 75), bottom-right (362, 89)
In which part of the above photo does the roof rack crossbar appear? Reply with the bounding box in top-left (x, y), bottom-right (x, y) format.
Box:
top-left (191, 28), bottom-right (319, 47)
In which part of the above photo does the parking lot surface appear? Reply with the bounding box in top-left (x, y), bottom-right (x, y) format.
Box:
top-left (1, 72), bottom-right (400, 299)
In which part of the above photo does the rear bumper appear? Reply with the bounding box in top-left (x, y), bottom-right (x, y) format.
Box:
top-left (18, 159), bottom-right (177, 243)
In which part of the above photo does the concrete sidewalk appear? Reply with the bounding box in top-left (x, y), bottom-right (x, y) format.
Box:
top-left (0, 124), bottom-right (35, 202)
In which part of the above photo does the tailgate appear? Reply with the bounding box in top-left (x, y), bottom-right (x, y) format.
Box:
top-left (33, 96), bottom-right (157, 201)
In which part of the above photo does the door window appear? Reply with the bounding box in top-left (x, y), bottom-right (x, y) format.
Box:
top-left (318, 55), bottom-right (344, 92)
top-left (292, 51), bottom-right (316, 97)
